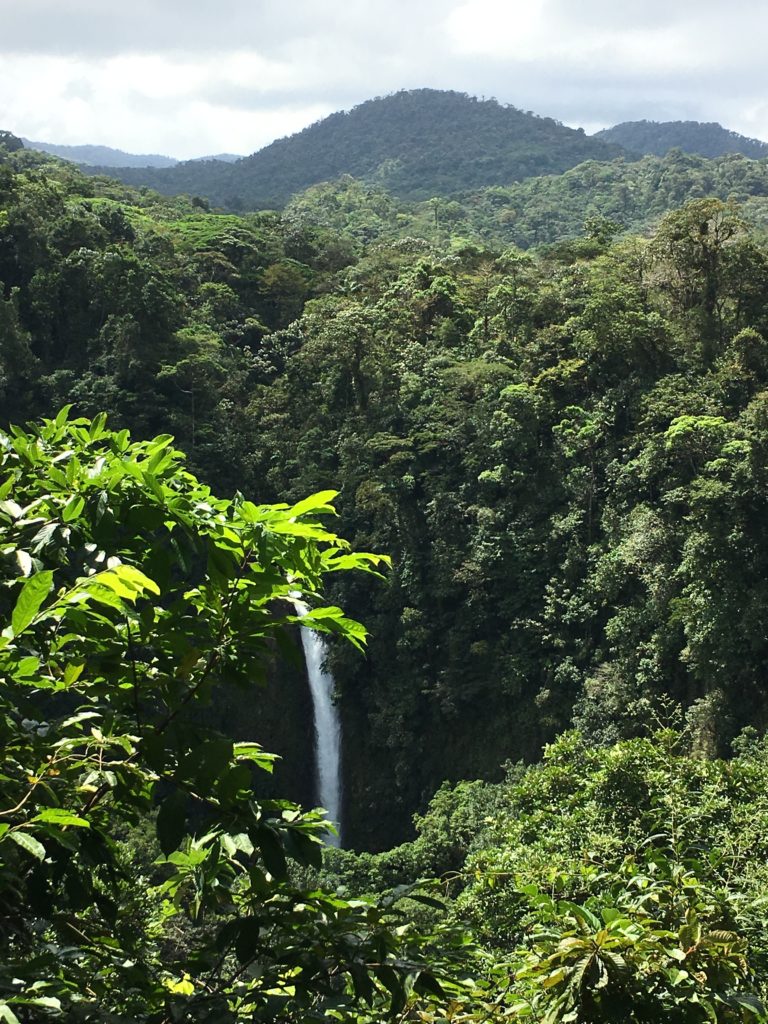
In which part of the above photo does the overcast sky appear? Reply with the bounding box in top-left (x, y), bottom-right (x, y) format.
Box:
top-left (2, 0), bottom-right (767, 159)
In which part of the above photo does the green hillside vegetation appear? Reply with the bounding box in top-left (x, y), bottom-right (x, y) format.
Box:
top-left (449, 150), bottom-right (768, 247)
top-left (596, 119), bottom-right (768, 159)
top-left (79, 89), bottom-right (625, 209)
top-left (210, 150), bottom-right (768, 257)
top-left (6, 130), bottom-right (768, 1021)
top-left (21, 139), bottom-right (243, 168)
top-left (22, 138), bottom-right (180, 168)
top-left (5, 145), bottom-right (768, 843)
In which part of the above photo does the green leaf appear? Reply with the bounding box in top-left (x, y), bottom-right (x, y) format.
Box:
top-left (8, 830), bottom-right (46, 860)
top-left (11, 570), bottom-right (53, 635)
top-left (55, 404), bottom-right (73, 428)
top-left (31, 808), bottom-right (90, 828)
top-left (61, 494), bottom-right (85, 522)
top-left (375, 965), bottom-right (406, 1014)
top-left (15, 550), bottom-right (32, 577)
top-left (559, 900), bottom-right (601, 932)
top-left (0, 500), bottom-right (22, 520)
top-left (402, 890), bottom-right (446, 910)
top-left (233, 742), bottom-right (277, 772)
top-left (349, 962), bottom-right (374, 1005)
top-left (285, 490), bottom-right (339, 519)
top-left (12, 997), bottom-right (62, 1011)
top-left (666, 968), bottom-right (689, 987)
top-left (163, 975), bottom-right (194, 996)
top-left (63, 663), bottom-right (85, 686)
top-left (30, 522), bottom-right (58, 554)
top-left (92, 564), bottom-right (160, 600)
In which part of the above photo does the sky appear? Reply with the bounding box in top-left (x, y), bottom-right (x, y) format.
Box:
top-left (2, 0), bottom-right (767, 160)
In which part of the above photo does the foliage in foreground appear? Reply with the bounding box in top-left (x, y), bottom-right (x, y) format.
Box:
top-left (0, 410), bottom-right (460, 1022)
top-left (318, 725), bottom-right (768, 1022)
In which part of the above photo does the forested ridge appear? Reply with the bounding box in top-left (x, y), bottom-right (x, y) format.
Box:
top-left (5, 125), bottom-right (768, 1022)
top-left (596, 120), bottom-right (768, 160)
top-left (77, 89), bottom-right (625, 209)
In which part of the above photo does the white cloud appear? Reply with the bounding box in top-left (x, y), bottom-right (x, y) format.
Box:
top-left (0, 53), bottom-right (333, 158)
top-left (1, 0), bottom-right (768, 157)
top-left (445, 0), bottom-right (723, 75)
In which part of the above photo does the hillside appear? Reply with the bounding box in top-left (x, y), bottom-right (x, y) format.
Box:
top-left (80, 88), bottom-right (625, 208)
top-left (595, 119), bottom-right (768, 159)
top-left (450, 150), bottom-right (768, 247)
top-left (19, 138), bottom-right (246, 167)
top-left (276, 151), bottom-right (768, 254)
top-left (21, 138), bottom-right (180, 168)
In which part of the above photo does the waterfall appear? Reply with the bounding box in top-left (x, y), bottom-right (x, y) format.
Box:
top-left (292, 598), bottom-right (342, 846)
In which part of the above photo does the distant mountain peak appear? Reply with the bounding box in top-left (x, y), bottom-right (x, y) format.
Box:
top-left (78, 88), bottom-right (625, 210)
top-left (21, 139), bottom-right (179, 169)
top-left (594, 120), bottom-right (768, 160)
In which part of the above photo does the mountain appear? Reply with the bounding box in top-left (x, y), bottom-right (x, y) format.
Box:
top-left (188, 153), bottom-right (242, 163)
top-left (79, 88), bottom-right (626, 209)
top-left (595, 120), bottom-right (768, 160)
top-left (21, 139), bottom-right (180, 168)
top-left (21, 139), bottom-right (245, 168)
top-left (450, 149), bottom-right (768, 248)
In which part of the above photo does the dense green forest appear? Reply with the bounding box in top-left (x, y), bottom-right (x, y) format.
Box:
top-left (5, 119), bottom-right (768, 1021)
top-left (79, 90), bottom-right (624, 209)
top-left (6, 136), bottom-right (768, 843)
top-left (596, 121), bottom-right (768, 160)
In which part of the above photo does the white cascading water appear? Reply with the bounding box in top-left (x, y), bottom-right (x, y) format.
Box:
top-left (292, 598), bottom-right (342, 846)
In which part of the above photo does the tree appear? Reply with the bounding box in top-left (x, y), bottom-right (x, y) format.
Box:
top-left (0, 130), bottom-right (23, 154)
top-left (0, 409), bottom-right (453, 1023)
top-left (650, 199), bottom-right (745, 357)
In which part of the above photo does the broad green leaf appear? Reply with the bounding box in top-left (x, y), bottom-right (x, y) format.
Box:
top-left (14, 656), bottom-right (40, 677)
top-left (257, 828), bottom-right (287, 880)
top-left (112, 563), bottom-right (161, 596)
top-left (234, 918), bottom-right (263, 963)
top-left (413, 971), bottom-right (445, 999)
top-left (63, 663), bottom-right (85, 686)
top-left (285, 490), bottom-right (339, 519)
top-left (31, 808), bottom-right (90, 828)
top-left (60, 710), bottom-right (101, 729)
top-left (11, 998), bottom-right (61, 1012)
top-left (8, 831), bottom-right (46, 860)
top-left (55, 404), bottom-right (73, 428)
top-left (11, 570), bottom-right (53, 635)
top-left (29, 522), bottom-right (58, 554)
top-left (725, 993), bottom-right (764, 1015)
top-left (61, 494), bottom-right (85, 522)
top-left (0, 500), bottom-right (22, 520)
